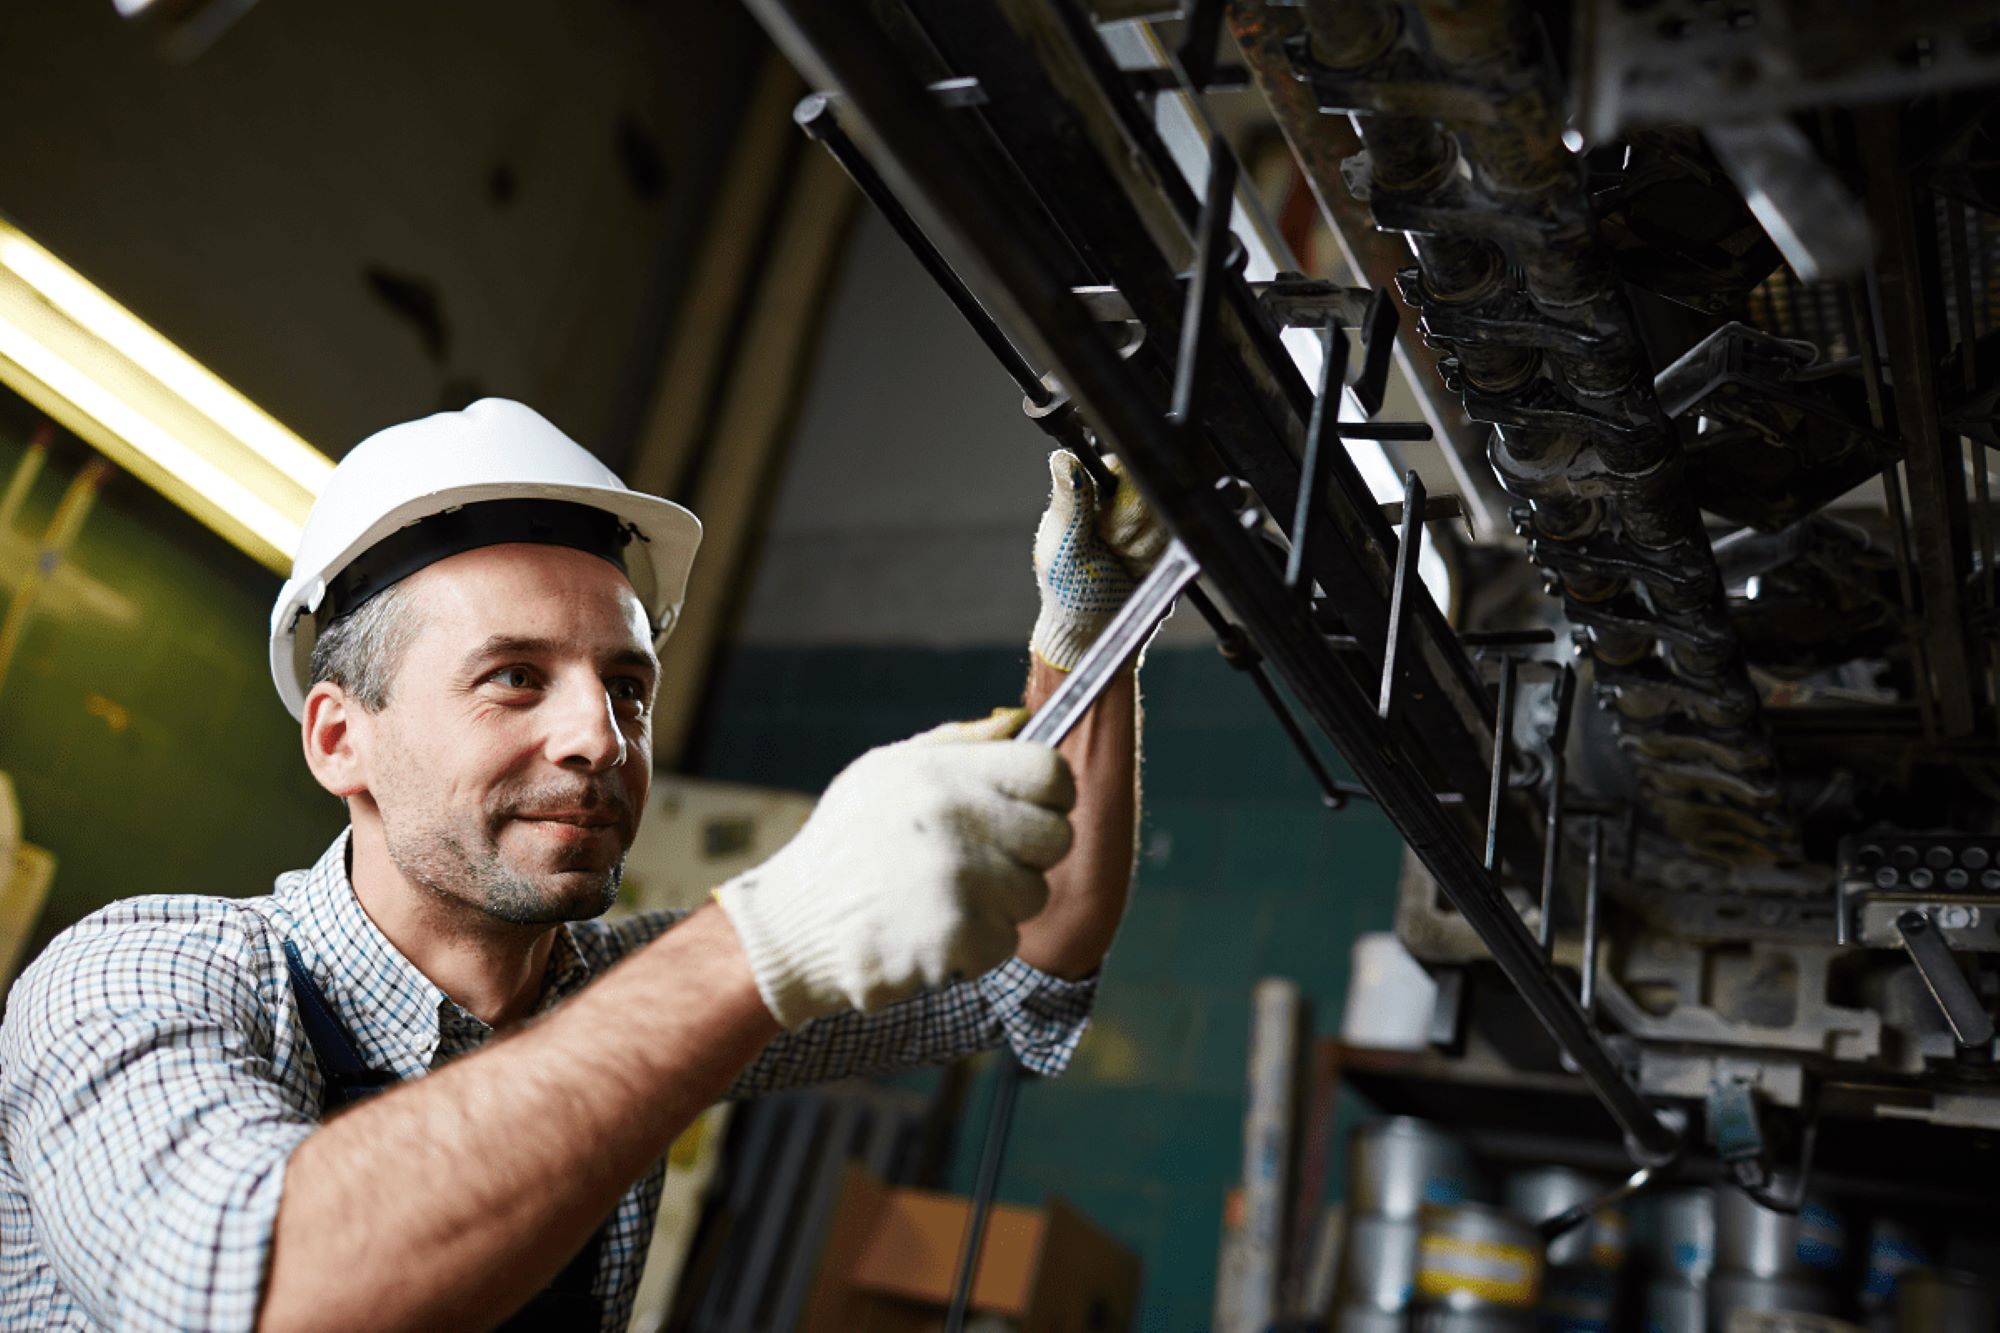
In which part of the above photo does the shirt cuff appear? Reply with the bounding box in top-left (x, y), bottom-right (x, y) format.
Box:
top-left (976, 956), bottom-right (1098, 1076)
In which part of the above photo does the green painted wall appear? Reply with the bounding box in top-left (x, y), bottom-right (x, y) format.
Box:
top-left (692, 641), bottom-right (1407, 1331)
top-left (0, 396), bottom-right (346, 981)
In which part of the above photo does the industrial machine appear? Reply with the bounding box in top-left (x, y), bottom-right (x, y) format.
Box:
top-left (745, 0), bottom-right (2000, 1289)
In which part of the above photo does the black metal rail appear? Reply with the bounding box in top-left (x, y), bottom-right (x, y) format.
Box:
top-left (745, 0), bottom-right (1681, 1175)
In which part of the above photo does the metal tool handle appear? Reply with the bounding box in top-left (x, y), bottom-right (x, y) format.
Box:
top-left (1016, 538), bottom-right (1201, 747)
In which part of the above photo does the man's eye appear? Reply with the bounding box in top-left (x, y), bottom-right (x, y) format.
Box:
top-left (609, 677), bottom-right (649, 708)
top-left (491, 666), bottom-right (537, 690)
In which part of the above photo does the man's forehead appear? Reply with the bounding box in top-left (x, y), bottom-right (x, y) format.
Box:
top-left (403, 543), bottom-right (652, 646)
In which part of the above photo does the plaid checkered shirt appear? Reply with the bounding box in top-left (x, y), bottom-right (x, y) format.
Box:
top-left (0, 828), bottom-right (1096, 1331)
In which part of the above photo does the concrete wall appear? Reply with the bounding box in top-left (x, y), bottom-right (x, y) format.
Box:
top-left (737, 207), bottom-right (1210, 651)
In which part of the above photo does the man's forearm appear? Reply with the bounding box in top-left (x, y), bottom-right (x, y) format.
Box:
top-left (1013, 657), bottom-right (1137, 978)
top-left (259, 906), bottom-right (779, 1333)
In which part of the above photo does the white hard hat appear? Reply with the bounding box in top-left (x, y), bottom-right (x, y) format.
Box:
top-left (269, 398), bottom-right (701, 719)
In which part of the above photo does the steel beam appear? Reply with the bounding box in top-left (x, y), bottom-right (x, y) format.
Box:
top-left (745, 0), bottom-right (1681, 1165)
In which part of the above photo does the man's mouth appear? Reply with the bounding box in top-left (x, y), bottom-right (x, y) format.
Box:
top-left (515, 811), bottom-right (619, 828)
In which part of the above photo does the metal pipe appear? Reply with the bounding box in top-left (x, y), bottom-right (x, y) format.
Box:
top-left (745, 0), bottom-right (1681, 1165)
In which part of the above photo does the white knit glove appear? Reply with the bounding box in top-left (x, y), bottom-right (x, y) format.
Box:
top-left (1030, 448), bottom-right (1170, 671)
top-left (713, 711), bottom-right (1074, 1030)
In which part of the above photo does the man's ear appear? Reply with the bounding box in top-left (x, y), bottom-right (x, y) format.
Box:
top-left (301, 682), bottom-right (370, 799)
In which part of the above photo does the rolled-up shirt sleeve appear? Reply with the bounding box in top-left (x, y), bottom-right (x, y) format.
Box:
top-left (723, 956), bottom-right (1097, 1097)
top-left (0, 910), bottom-right (316, 1332)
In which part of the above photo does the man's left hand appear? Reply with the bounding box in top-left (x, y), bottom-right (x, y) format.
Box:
top-left (1028, 449), bottom-right (1168, 671)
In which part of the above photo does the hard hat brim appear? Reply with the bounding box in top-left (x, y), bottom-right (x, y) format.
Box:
top-left (269, 480), bottom-right (701, 720)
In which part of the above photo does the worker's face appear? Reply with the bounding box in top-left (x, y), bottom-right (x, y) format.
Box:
top-left (354, 544), bottom-right (656, 926)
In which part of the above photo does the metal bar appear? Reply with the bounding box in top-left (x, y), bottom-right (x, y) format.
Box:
top-left (1286, 322), bottom-right (1350, 598)
top-left (1379, 469), bottom-right (1426, 722)
top-left (1348, 288), bottom-right (1400, 419)
top-left (796, 93), bottom-right (1048, 405)
top-left (1175, 0), bottom-right (1228, 92)
top-left (1895, 910), bottom-right (1998, 1048)
top-left (1021, 540), bottom-right (1201, 747)
top-left (747, 0), bottom-right (1680, 1166)
top-left (1484, 655), bottom-right (1518, 873)
top-left (1581, 815), bottom-right (1603, 1018)
top-left (1857, 105), bottom-right (1980, 736)
top-left (1170, 138), bottom-right (1238, 428)
top-left (1188, 584), bottom-right (1363, 807)
top-left (944, 1055), bottom-right (1027, 1332)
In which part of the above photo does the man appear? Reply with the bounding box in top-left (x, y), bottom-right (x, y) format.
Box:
top-left (0, 399), bottom-right (1162, 1331)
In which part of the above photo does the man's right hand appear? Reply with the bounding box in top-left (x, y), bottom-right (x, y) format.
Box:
top-left (713, 724), bottom-right (1076, 1029)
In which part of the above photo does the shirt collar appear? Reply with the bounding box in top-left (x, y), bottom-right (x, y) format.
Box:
top-left (275, 828), bottom-right (602, 1075)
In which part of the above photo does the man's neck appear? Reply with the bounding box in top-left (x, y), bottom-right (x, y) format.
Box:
top-left (345, 823), bottom-right (557, 1029)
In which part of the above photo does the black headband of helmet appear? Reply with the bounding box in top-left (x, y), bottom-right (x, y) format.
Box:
top-left (316, 498), bottom-right (635, 634)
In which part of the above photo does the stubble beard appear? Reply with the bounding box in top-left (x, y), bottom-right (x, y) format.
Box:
top-left (374, 768), bottom-right (630, 927)
top-left (385, 814), bottom-right (626, 926)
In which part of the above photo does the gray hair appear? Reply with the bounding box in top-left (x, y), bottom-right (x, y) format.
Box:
top-left (306, 582), bottom-right (424, 711)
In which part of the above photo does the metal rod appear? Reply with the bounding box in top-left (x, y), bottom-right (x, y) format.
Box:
top-left (1581, 814), bottom-right (1603, 1017)
top-left (1379, 469), bottom-right (1425, 723)
top-left (796, 93), bottom-right (1049, 406)
top-left (748, 0), bottom-right (1682, 1165)
top-left (1170, 137), bottom-right (1238, 428)
top-left (1286, 321), bottom-right (1350, 598)
top-left (944, 1054), bottom-right (1026, 1331)
top-left (1348, 287), bottom-right (1399, 418)
top-left (1484, 655), bottom-right (1518, 873)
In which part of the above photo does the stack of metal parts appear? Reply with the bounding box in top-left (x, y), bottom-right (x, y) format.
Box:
top-left (1328, 1116), bottom-right (2000, 1330)
top-left (1333, 1118), bottom-right (1482, 1330)
top-left (1236, 0), bottom-right (1790, 865)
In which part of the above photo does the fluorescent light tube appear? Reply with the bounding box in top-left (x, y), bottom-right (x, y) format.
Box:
top-left (0, 219), bottom-right (330, 571)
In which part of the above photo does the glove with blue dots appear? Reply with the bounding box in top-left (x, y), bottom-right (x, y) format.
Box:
top-left (1029, 448), bottom-right (1169, 671)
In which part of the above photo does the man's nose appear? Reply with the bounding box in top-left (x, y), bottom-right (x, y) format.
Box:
top-left (544, 677), bottom-right (627, 772)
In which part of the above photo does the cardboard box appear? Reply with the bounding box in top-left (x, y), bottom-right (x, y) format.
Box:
top-left (805, 1165), bottom-right (1140, 1332)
